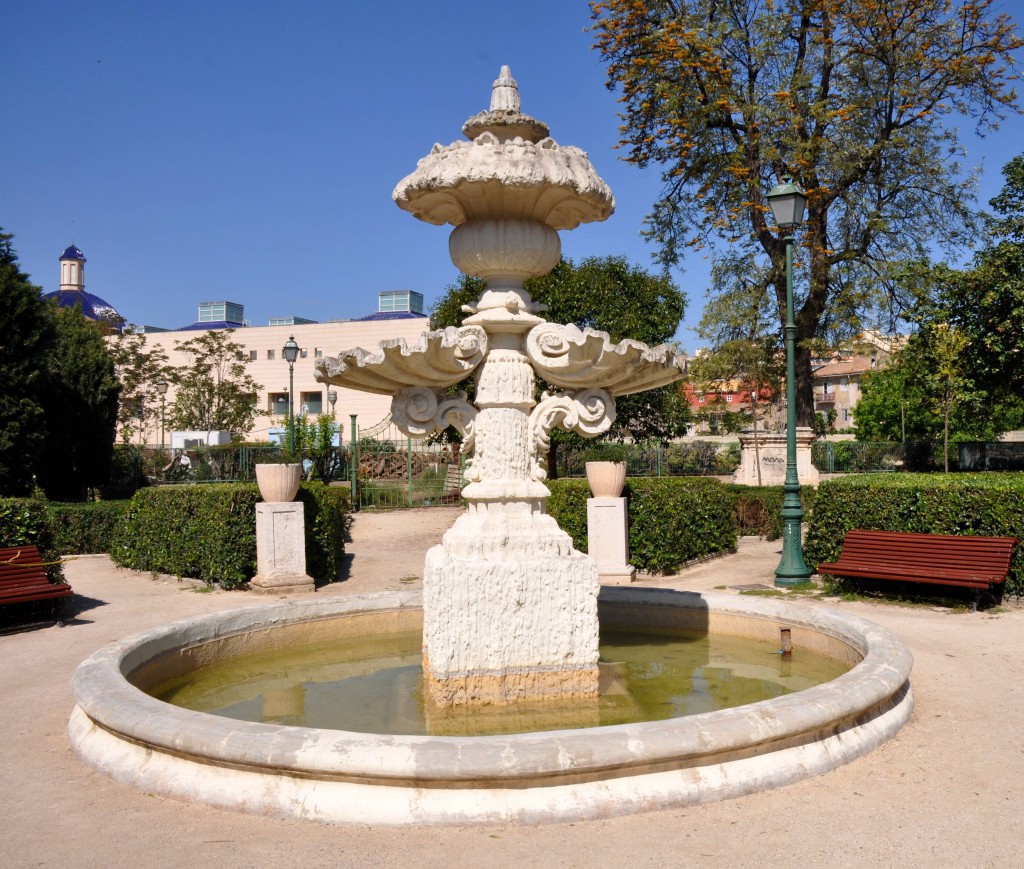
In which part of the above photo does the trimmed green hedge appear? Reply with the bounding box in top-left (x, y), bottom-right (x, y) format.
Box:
top-left (548, 477), bottom-right (737, 573)
top-left (0, 498), bottom-right (64, 583)
top-left (48, 501), bottom-right (131, 555)
top-left (805, 473), bottom-right (1024, 596)
top-left (111, 483), bottom-right (349, 589)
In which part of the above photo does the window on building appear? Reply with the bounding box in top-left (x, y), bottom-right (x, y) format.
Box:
top-left (315, 348), bottom-right (323, 358)
top-left (300, 391), bottom-right (323, 415)
top-left (726, 394), bottom-right (734, 402)
top-left (300, 348), bottom-right (308, 359)
top-left (267, 349), bottom-right (276, 360)
top-left (249, 349), bottom-right (257, 361)
top-left (269, 392), bottom-right (289, 415)
top-left (842, 409), bottom-right (850, 422)
top-left (698, 396), bottom-right (705, 403)
top-left (822, 381), bottom-right (831, 394)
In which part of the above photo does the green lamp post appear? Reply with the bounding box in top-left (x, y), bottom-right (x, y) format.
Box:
top-left (282, 335), bottom-right (300, 455)
top-left (155, 379), bottom-right (168, 454)
top-left (767, 176), bottom-right (812, 586)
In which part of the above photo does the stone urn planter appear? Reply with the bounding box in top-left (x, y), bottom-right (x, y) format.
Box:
top-left (255, 463), bottom-right (302, 503)
top-left (585, 461), bottom-right (627, 498)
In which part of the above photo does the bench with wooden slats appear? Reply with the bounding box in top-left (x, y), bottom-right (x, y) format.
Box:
top-left (815, 530), bottom-right (1018, 609)
top-left (0, 546), bottom-right (72, 616)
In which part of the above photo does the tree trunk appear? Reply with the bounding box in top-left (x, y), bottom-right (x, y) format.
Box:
top-left (944, 385), bottom-right (951, 473)
top-left (547, 442), bottom-right (559, 480)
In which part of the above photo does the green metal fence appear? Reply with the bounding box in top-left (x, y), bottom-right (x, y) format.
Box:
top-left (351, 415), bottom-right (463, 510)
top-left (810, 440), bottom-right (957, 473)
top-left (550, 440), bottom-right (741, 480)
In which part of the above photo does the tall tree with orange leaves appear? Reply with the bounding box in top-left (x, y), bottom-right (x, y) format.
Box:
top-left (591, 0), bottom-right (1022, 424)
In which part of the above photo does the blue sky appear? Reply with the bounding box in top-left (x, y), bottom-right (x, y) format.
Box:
top-left (6, 2), bottom-right (1023, 353)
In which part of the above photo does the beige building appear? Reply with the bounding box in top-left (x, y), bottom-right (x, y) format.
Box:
top-left (811, 332), bottom-right (906, 431)
top-left (132, 293), bottom-right (431, 443)
top-left (812, 354), bottom-right (873, 429)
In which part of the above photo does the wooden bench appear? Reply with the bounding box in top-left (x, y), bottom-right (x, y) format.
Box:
top-left (441, 463), bottom-right (463, 504)
top-left (0, 545), bottom-right (73, 621)
top-left (816, 530), bottom-right (1018, 610)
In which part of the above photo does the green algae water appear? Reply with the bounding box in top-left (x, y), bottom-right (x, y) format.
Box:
top-left (151, 627), bottom-right (850, 737)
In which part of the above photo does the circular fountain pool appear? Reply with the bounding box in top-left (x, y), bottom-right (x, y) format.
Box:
top-left (69, 587), bottom-right (913, 825)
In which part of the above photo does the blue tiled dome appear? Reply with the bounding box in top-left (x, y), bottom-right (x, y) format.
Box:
top-left (42, 290), bottom-right (123, 324)
top-left (60, 244), bottom-right (86, 261)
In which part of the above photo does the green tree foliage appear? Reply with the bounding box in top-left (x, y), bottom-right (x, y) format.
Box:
top-left (35, 306), bottom-right (120, 500)
top-left (929, 324), bottom-right (971, 471)
top-left (854, 331), bottom-right (1018, 445)
top-left (281, 411), bottom-right (345, 481)
top-left (937, 155), bottom-right (1024, 393)
top-left (0, 230), bottom-right (55, 496)
top-left (167, 330), bottom-right (263, 438)
top-left (431, 256), bottom-right (690, 451)
top-left (107, 327), bottom-right (170, 444)
top-left (591, 0), bottom-right (1023, 426)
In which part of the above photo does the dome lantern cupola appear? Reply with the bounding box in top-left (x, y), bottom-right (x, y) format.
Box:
top-left (60, 244), bottom-right (86, 292)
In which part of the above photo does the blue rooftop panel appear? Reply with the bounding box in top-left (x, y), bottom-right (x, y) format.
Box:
top-left (177, 320), bottom-right (247, 331)
top-left (59, 244), bottom-right (86, 261)
top-left (355, 311), bottom-right (429, 321)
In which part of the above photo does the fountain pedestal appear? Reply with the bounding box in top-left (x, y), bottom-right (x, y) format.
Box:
top-left (316, 67), bottom-right (685, 705)
top-left (423, 508), bottom-right (600, 704)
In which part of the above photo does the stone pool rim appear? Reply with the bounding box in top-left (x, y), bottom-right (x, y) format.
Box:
top-left (69, 587), bottom-right (914, 825)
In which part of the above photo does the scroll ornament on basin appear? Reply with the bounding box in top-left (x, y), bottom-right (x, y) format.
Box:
top-left (525, 322), bottom-right (686, 395)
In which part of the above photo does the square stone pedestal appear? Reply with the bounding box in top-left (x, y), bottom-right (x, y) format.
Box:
top-left (251, 501), bottom-right (315, 594)
top-left (587, 496), bottom-right (635, 584)
top-left (732, 427), bottom-right (820, 486)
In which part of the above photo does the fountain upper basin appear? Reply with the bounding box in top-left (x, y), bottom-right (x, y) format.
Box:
top-left (68, 587), bottom-right (912, 825)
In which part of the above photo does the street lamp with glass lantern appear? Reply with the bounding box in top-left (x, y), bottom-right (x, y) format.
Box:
top-left (766, 176), bottom-right (812, 586)
top-left (328, 389), bottom-right (338, 415)
top-left (282, 335), bottom-right (300, 454)
top-left (155, 379), bottom-right (169, 454)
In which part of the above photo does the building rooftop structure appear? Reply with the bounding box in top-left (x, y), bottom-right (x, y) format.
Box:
top-left (41, 244), bottom-right (124, 326)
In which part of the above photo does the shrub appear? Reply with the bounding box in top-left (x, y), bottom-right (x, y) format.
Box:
top-left (547, 477), bottom-right (737, 573)
top-left (101, 445), bottom-right (149, 499)
top-left (48, 501), bottom-right (130, 555)
top-left (111, 483), bottom-right (349, 589)
top-left (805, 473), bottom-right (1024, 595)
top-left (0, 498), bottom-right (63, 582)
top-left (546, 479), bottom-right (591, 551)
top-left (724, 485), bottom-right (816, 540)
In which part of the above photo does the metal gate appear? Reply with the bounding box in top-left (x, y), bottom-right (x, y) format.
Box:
top-left (350, 414), bottom-right (463, 510)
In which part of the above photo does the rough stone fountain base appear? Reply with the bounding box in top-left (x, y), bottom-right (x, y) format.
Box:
top-left (68, 589), bottom-right (913, 826)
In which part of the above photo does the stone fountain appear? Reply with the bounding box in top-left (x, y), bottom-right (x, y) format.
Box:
top-left (315, 66), bottom-right (685, 707)
top-left (68, 68), bottom-right (913, 826)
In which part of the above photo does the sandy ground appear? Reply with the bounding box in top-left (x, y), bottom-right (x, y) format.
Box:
top-left (2, 506), bottom-right (1024, 868)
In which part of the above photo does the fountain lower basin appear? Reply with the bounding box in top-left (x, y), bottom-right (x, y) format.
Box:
top-left (69, 588), bottom-right (913, 825)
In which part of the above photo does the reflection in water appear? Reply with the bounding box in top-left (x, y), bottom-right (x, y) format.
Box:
top-left (152, 629), bottom-right (849, 737)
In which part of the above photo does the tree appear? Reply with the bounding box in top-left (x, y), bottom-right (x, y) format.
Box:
top-left (167, 330), bottom-right (263, 438)
top-left (35, 305), bottom-right (121, 500)
top-left (938, 155), bottom-right (1024, 393)
top-left (929, 324), bottom-right (971, 471)
top-left (690, 335), bottom-right (782, 479)
top-left (108, 327), bottom-right (170, 444)
top-left (0, 229), bottom-right (55, 496)
top-left (853, 331), bottom-right (1015, 447)
top-left (431, 256), bottom-right (690, 467)
top-left (591, 0), bottom-right (1022, 426)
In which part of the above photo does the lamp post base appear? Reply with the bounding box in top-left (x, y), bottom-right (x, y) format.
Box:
top-left (774, 497), bottom-right (812, 587)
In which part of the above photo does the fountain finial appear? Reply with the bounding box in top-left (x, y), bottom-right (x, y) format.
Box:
top-left (490, 65), bottom-right (519, 112)
top-left (461, 65), bottom-right (549, 143)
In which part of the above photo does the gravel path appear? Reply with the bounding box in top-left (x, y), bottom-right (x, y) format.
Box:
top-left (2, 507), bottom-right (1022, 868)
